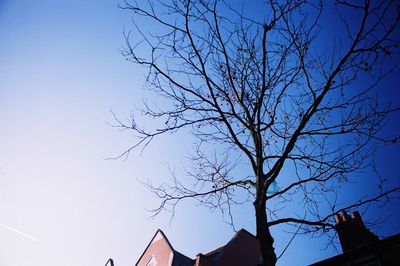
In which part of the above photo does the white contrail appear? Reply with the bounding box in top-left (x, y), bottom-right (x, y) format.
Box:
top-left (0, 223), bottom-right (45, 244)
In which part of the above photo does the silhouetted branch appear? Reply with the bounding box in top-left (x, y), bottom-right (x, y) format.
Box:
top-left (118, 0), bottom-right (400, 264)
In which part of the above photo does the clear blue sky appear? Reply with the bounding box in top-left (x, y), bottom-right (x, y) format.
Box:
top-left (0, 1), bottom-right (399, 266)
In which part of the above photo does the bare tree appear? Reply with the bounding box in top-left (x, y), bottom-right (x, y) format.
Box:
top-left (115, 0), bottom-right (400, 265)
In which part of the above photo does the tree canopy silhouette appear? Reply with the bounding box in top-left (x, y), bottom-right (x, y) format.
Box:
top-left (115, 0), bottom-right (400, 265)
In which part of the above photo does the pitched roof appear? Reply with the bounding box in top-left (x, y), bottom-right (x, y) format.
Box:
top-left (195, 229), bottom-right (260, 265)
top-left (172, 250), bottom-right (194, 266)
top-left (136, 228), bottom-right (260, 266)
top-left (309, 233), bottom-right (400, 266)
top-left (135, 229), bottom-right (193, 266)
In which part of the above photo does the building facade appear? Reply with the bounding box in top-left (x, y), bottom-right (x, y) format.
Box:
top-left (109, 211), bottom-right (400, 266)
top-left (135, 229), bottom-right (260, 266)
top-left (310, 211), bottom-right (400, 266)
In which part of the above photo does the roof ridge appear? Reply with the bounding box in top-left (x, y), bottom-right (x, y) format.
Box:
top-left (236, 228), bottom-right (256, 238)
top-left (135, 229), bottom-right (174, 266)
top-left (201, 228), bottom-right (256, 262)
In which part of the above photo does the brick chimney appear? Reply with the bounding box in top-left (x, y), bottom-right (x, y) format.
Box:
top-left (335, 211), bottom-right (379, 252)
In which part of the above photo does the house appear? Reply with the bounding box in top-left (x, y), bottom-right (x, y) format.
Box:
top-left (135, 229), bottom-right (193, 266)
top-left (309, 211), bottom-right (400, 266)
top-left (111, 211), bottom-right (400, 266)
top-left (135, 228), bottom-right (260, 266)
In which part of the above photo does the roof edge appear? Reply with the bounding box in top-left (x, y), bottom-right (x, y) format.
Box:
top-left (201, 228), bottom-right (257, 262)
top-left (135, 229), bottom-right (175, 266)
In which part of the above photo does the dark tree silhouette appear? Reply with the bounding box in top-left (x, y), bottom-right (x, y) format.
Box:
top-left (115, 0), bottom-right (400, 265)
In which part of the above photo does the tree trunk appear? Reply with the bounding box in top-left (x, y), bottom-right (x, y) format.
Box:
top-left (255, 199), bottom-right (277, 266)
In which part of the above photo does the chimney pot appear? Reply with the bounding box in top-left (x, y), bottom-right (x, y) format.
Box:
top-left (335, 213), bottom-right (342, 224)
top-left (342, 211), bottom-right (350, 221)
top-left (351, 211), bottom-right (365, 228)
top-left (335, 210), bottom-right (379, 252)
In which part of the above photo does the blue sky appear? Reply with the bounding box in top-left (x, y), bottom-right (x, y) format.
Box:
top-left (0, 1), bottom-right (399, 266)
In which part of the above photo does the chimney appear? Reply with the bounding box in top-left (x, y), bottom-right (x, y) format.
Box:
top-left (335, 211), bottom-right (379, 252)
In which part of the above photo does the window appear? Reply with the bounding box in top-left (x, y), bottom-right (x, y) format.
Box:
top-left (146, 255), bottom-right (157, 266)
